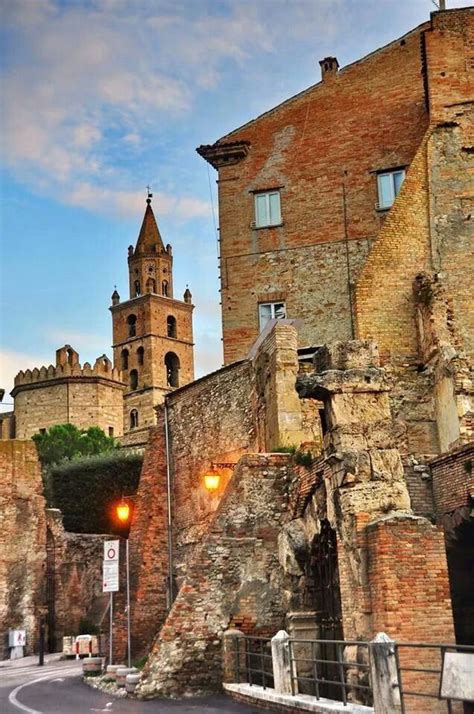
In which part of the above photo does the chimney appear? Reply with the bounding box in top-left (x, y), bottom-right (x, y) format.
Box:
top-left (319, 56), bottom-right (339, 81)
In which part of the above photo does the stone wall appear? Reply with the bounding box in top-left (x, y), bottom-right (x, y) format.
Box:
top-left (137, 454), bottom-right (292, 698)
top-left (46, 510), bottom-right (110, 650)
top-left (12, 348), bottom-right (125, 439)
top-left (0, 441), bottom-right (46, 658)
top-left (113, 323), bottom-right (307, 661)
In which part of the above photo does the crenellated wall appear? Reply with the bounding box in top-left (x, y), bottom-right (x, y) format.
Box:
top-left (11, 346), bottom-right (125, 439)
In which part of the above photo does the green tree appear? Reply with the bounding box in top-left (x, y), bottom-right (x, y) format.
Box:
top-left (32, 423), bottom-right (117, 468)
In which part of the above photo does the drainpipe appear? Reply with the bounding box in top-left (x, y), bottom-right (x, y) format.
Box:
top-left (164, 400), bottom-right (174, 607)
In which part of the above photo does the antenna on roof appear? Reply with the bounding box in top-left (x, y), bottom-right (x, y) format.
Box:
top-left (146, 185), bottom-right (153, 204)
top-left (432, 0), bottom-right (446, 9)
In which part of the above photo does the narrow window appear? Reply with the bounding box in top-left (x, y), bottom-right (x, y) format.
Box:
top-left (134, 280), bottom-right (141, 297)
top-left (137, 346), bottom-right (144, 366)
top-left (130, 409), bottom-right (139, 429)
top-left (254, 190), bottom-right (281, 228)
top-left (165, 352), bottom-right (180, 388)
top-left (121, 349), bottom-right (129, 370)
top-left (146, 277), bottom-right (156, 293)
top-left (39, 428), bottom-right (46, 435)
top-left (162, 280), bottom-right (169, 297)
top-left (376, 169), bottom-right (406, 209)
top-left (108, 426), bottom-right (114, 437)
top-left (127, 314), bottom-right (137, 337)
top-left (258, 301), bottom-right (286, 330)
top-left (167, 315), bottom-right (177, 338)
top-left (129, 369), bottom-right (138, 390)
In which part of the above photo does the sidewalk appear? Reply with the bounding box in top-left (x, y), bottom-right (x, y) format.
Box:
top-left (0, 652), bottom-right (62, 669)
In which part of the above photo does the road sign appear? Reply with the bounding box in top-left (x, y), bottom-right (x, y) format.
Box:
top-left (103, 540), bottom-right (119, 592)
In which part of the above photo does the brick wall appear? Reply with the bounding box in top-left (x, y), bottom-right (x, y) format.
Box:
top-left (137, 454), bottom-right (292, 698)
top-left (202, 22), bottom-right (429, 363)
top-left (431, 442), bottom-right (474, 518)
top-left (0, 441), bottom-right (46, 658)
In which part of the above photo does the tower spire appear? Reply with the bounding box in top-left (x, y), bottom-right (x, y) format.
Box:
top-left (135, 192), bottom-right (165, 254)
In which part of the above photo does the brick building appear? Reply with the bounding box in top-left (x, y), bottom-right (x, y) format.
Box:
top-left (1, 198), bottom-right (195, 444)
top-left (112, 7), bottom-right (473, 701)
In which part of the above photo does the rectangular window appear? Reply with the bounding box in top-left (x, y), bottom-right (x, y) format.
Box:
top-left (255, 190), bottom-right (281, 227)
top-left (108, 427), bottom-right (114, 437)
top-left (258, 301), bottom-right (286, 330)
top-left (377, 169), bottom-right (406, 209)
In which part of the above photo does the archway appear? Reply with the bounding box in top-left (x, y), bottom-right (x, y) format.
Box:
top-left (165, 352), bottom-right (180, 387)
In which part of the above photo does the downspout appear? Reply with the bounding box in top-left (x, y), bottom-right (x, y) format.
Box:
top-left (342, 176), bottom-right (355, 340)
top-left (164, 400), bottom-right (174, 607)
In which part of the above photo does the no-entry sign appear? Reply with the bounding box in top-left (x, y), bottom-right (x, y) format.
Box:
top-left (103, 539), bottom-right (119, 592)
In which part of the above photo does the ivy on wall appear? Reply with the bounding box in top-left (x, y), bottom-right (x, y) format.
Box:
top-left (49, 451), bottom-right (143, 534)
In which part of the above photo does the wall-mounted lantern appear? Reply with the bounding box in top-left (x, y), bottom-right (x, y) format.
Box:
top-left (203, 471), bottom-right (220, 491)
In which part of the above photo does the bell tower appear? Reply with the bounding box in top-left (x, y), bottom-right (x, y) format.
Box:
top-left (110, 194), bottom-right (194, 440)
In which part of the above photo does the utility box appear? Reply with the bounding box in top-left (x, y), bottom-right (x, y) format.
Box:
top-left (9, 630), bottom-right (26, 660)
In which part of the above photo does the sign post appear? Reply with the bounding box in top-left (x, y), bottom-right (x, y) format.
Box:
top-left (103, 540), bottom-right (119, 664)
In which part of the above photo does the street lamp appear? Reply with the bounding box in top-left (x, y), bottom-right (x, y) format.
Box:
top-left (203, 471), bottom-right (220, 491)
top-left (115, 497), bottom-right (132, 668)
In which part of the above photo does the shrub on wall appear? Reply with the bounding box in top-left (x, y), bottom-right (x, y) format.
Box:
top-left (49, 451), bottom-right (143, 534)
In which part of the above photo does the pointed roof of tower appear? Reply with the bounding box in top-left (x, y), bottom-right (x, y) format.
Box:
top-left (135, 197), bottom-right (166, 254)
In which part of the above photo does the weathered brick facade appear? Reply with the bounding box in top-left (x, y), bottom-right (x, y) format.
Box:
top-left (0, 441), bottom-right (46, 658)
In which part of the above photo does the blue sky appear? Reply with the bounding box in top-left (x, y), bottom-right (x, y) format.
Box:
top-left (1, 0), bottom-right (470, 410)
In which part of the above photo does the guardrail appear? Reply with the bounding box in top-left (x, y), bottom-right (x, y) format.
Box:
top-left (229, 632), bottom-right (474, 711)
top-left (394, 641), bottom-right (474, 713)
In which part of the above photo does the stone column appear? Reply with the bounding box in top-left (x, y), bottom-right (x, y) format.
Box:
top-left (271, 630), bottom-right (293, 694)
top-left (222, 629), bottom-right (245, 684)
top-left (370, 632), bottom-right (401, 714)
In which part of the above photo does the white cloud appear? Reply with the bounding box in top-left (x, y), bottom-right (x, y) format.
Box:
top-left (0, 348), bottom-right (52, 411)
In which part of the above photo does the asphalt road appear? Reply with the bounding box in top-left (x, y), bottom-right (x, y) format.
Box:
top-left (0, 657), bottom-right (262, 714)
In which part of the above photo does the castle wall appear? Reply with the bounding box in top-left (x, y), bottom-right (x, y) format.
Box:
top-left (205, 22), bottom-right (428, 363)
top-left (0, 441), bottom-right (46, 658)
top-left (45, 510), bottom-right (110, 650)
top-left (14, 378), bottom-right (124, 439)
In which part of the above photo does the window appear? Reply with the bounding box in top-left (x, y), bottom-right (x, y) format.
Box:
top-left (162, 280), bottom-right (169, 297)
top-left (137, 346), bottom-right (144, 366)
top-left (108, 427), bottom-right (114, 437)
top-left (376, 169), bottom-right (405, 209)
top-left (167, 315), bottom-right (177, 338)
top-left (130, 409), bottom-right (139, 429)
top-left (165, 352), bottom-right (180, 387)
top-left (127, 314), bottom-right (137, 337)
top-left (121, 349), bottom-right (129, 370)
top-left (129, 369), bottom-right (138, 390)
top-left (254, 190), bottom-right (281, 228)
top-left (134, 280), bottom-right (141, 297)
top-left (258, 301), bottom-right (286, 330)
top-left (146, 278), bottom-right (156, 293)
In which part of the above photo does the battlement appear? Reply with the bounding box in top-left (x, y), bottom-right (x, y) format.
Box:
top-left (13, 345), bottom-right (124, 390)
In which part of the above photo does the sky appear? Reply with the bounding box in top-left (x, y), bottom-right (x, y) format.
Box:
top-left (0, 0), bottom-right (471, 411)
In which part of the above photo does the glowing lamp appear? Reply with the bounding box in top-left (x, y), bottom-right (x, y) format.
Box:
top-left (116, 500), bottom-right (130, 523)
top-left (204, 472), bottom-right (220, 491)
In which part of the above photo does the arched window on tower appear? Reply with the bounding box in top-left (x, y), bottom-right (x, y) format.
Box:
top-left (121, 349), bottom-right (129, 370)
top-left (162, 280), bottom-right (169, 297)
top-left (134, 280), bottom-right (141, 297)
top-left (137, 346), bottom-right (144, 366)
top-left (66, 348), bottom-right (74, 366)
top-left (127, 314), bottom-right (137, 337)
top-left (146, 277), bottom-right (156, 294)
top-left (130, 409), bottom-right (139, 429)
top-left (129, 369), bottom-right (138, 390)
top-left (167, 315), bottom-right (177, 338)
top-left (165, 352), bottom-right (180, 388)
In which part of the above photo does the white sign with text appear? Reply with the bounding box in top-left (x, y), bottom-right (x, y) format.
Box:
top-left (102, 540), bottom-right (119, 592)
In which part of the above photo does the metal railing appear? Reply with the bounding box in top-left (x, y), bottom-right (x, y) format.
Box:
top-left (394, 641), bottom-right (474, 714)
top-left (236, 636), bottom-right (274, 690)
top-left (288, 637), bottom-right (372, 706)
top-left (235, 635), bottom-right (372, 706)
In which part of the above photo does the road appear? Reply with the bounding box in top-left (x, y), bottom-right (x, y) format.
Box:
top-left (0, 656), bottom-right (261, 714)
